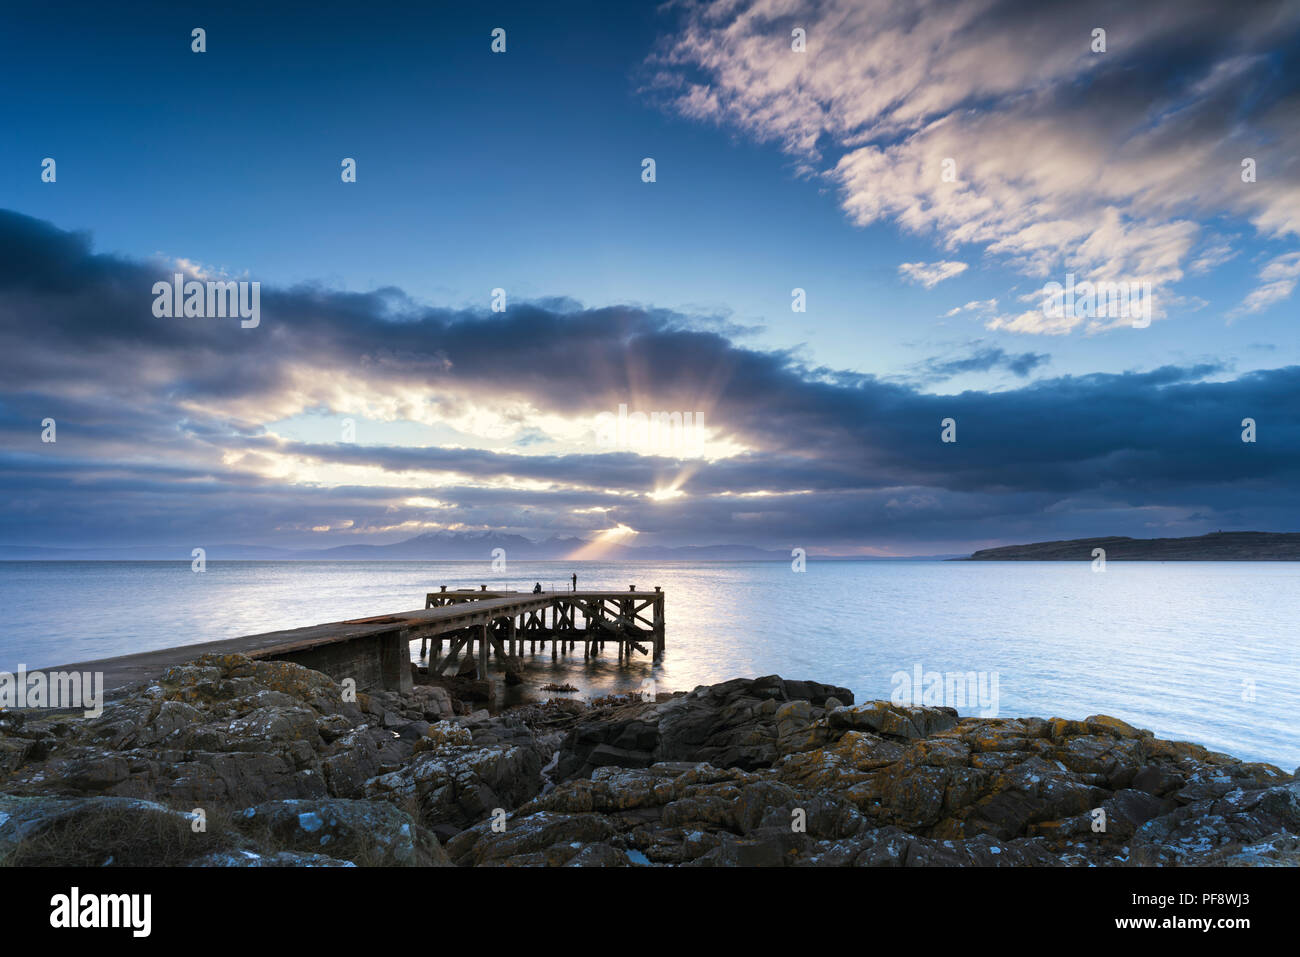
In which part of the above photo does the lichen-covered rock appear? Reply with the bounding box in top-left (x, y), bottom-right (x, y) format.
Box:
top-left (0, 793), bottom-right (253, 866)
top-left (0, 654), bottom-right (415, 806)
top-left (3, 665), bottom-right (1293, 867)
top-left (1131, 778), bottom-right (1300, 865)
top-left (447, 687), bottom-right (1294, 867)
top-left (0, 790), bottom-right (453, 867)
top-left (363, 733), bottom-right (553, 841)
top-left (237, 797), bottom-right (451, 866)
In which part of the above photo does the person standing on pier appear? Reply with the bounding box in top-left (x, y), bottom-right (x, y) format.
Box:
top-left (571, 572), bottom-right (577, 592)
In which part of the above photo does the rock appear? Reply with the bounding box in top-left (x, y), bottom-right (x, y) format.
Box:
top-left (565, 843), bottom-right (630, 866)
top-left (0, 781), bottom-right (448, 868)
top-left (0, 794), bottom-right (252, 866)
top-left (418, 720), bottom-right (474, 750)
top-left (447, 810), bottom-right (621, 866)
top-left (1131, 779), bottom-right (1300, 865)
top-left (1131, 764), bottom-right (1187, 796)
top-left (502, 655), bottom-right (525, 687)
top-left (827, 701), bottom-right (958, 739)
top-left (0, 654), bottom-right (412, 806)
top-left (407, 685), bottom-right (455, 721)
top-left (1098, 788), bottom-right (1171, 838)
top-left (3, 664), bottom-right (1292, 868)
top-left (190, 849), bottom-right (356, 867)
top-left (363, 715), bottom-right (555, 841)
top-left (554, 675), bottom-right (853, 780)
top-left (237, 798), bottom-right (451, 866)
top-left (691, 827), bottom-right (809, 867)
top-left (0, 738), bottom-right (35, 776)
top-left (445, 681), bottom-right (1294, 867)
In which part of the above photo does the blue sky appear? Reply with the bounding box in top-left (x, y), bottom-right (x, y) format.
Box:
top-left (1, 0), bottom-right (1298, 554)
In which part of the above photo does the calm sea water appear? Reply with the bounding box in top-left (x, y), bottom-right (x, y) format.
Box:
top-left (2, 560), bottom-right (1297, 768)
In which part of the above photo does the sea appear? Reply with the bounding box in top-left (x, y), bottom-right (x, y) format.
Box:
top-left (2, 559), bottom-right (1297, 768)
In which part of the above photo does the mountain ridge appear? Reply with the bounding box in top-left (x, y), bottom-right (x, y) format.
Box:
top-left (960, 531), bottom-right (1300, 561)
top-left (0, 532), bottom-right (955, 562)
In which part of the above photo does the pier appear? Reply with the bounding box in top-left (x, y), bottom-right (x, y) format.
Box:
top-left (48, 586), bottom-right (665, 698)
top-left (419, 586), bottom-right (666, 680)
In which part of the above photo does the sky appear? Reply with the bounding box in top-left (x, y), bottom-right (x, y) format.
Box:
top-left (0, 0), bottom-right (1298, 555)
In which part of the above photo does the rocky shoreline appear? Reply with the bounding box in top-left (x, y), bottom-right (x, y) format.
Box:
top-left (1, 653), bottom-right (1296, 866)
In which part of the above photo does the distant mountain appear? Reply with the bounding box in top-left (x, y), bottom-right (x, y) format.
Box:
top-left (601, 543), bottom-right (792, 561)
top-left (961, 531), bottom-right (1300, 561)
top-left (303, 531), bottom-right (592, 560)
top-left (0, 531), bottom-right (959, 562)
top-left (0, 531), bottom-right (789, 562)
top-left (0, 543), bottom-right (300, 561)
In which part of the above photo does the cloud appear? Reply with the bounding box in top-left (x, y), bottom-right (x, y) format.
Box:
top-left (911, 345), bottom-right (1050, 382)
top-left (1, 210), bottom-right (1298, 552)
top-left (944, 298), bottom-right (999, 318)
top-left (651, 0), bottom-right (1300, 332)
top-left (899, 260), bottom-right (969, 287)
top-left (1187, 235), bottom-right (1241, 276)
top-left (1229, 251), bottom-right (1300, 318)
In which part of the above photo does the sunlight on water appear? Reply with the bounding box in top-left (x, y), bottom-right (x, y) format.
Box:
top-left (1, 560), bottom-right (1297, 768)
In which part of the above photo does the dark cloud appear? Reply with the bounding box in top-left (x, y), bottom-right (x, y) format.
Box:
top-left (912, 346), bottom-right (1051, 382)
top-left (1, 211), bottom-right (1298, 552)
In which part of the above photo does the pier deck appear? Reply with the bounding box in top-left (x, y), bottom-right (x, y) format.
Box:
top-left (47, 586), bottom-right (665, 697)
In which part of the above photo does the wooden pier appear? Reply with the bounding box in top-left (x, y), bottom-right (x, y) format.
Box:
top-left (420, 586), bottom-right (666, 679)
top-left (48, 585), bottom-right (665, 698)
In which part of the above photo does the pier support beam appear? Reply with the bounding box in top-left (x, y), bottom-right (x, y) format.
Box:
top-left (379, 630), bottom-right (413, 693)
top-left (653, 589), bottom-right (665, 659)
